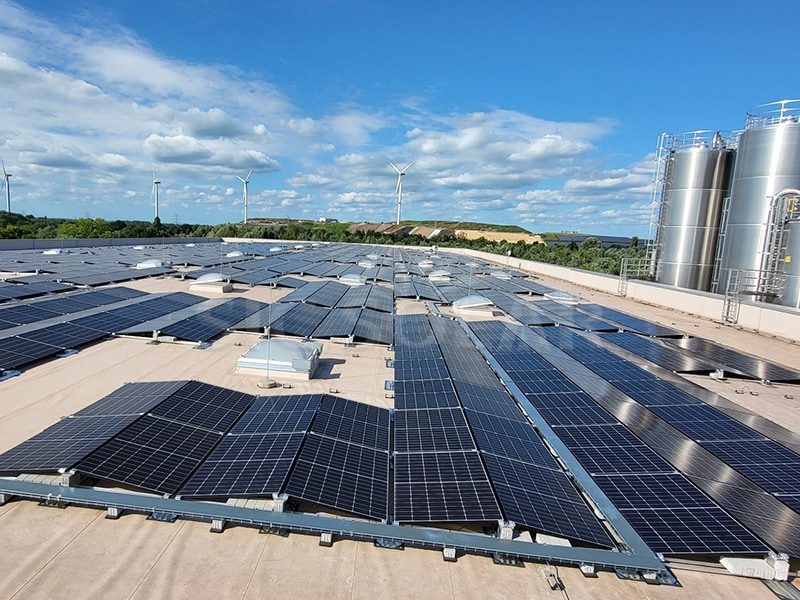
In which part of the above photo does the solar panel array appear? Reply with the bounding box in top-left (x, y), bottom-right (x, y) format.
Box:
top-left (393, 316), bottom-right (501, 523)
top-left (528, 324), bottom-right (800, 554)
top-left (0, 291), bottom-right (205, 372)
top-left (470, 320), bottom-right (769, 554)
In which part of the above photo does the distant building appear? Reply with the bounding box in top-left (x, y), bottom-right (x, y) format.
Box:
top-left (318, 217), bottom-right (338, 223)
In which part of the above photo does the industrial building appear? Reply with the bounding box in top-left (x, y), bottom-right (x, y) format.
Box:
top-left (0, 238), bottom-right (799, 599)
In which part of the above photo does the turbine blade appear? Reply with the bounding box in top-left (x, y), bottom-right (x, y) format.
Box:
top-left (245, 169), bottom-right (252, 181)
top-left (389, 161), bottom-right (400, 174)
top-left (1, 158), bottom-right (6, 177)
top-left (394, 175), bottom-right (401, 194)
top-left (236, 176), bottom-right (245, 183)
top-left (402, 161), bottom-right (414, 172)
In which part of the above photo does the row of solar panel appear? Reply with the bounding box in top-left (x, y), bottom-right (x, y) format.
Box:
top-left (469, 320), bottom-right (772, 555)
top-left (0, 292), bottom-right (203, 371)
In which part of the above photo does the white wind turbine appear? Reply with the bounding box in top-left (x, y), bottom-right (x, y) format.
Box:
top-left (389, 161), bottom-right (413, 225)
top-left (1, 159), bottom-right (11, 213)
top-left (151, 172), bottom-right (161, 220)
top-left (237, 170), bottom-right (252, 224)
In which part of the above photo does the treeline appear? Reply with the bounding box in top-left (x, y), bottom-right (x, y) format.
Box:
top-left (0, 213), bottom-right (646, 276)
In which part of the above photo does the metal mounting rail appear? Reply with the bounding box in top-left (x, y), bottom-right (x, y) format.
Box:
top-left (0, 478), bottom-right (667, 575)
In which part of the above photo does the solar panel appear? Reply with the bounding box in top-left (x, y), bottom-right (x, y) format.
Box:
top-left (394, 408), bottom-right (476, 452)
top-left (482, 453), bottom-right (614, 548)
top-left (178, 432), bottom-right (304, 498)
top-left (311, 307), bottom-right (360, 338)
top-left (0, 336), bottom-right (62, 370)
top-left (599, 331), bottom-right (718, 373)
top-left (73, 380), bottom-right (188, 417)
top-left (464, 409), bottom-right (557, 467)
top-left (285, 433), bottom-right (389, 520)
top-left (365, 285), bottom-right (394, 313)
top-left (0, 414), bottom-right (140, 472)
top-left (353, 309), bottom-right (393, 345)
top-left (621, 507), bottom-right (768, 554)
top-left (393, 379), bottom-right (460, 409)
top-left (310, 395), bottom-right (390, 449)
top-left (279, 281), bottom-right (327, 303)
top-left (336, 285), bottom-right (370, 308)
top-left (18, 322), bottom-right (105, 349)
top-left (150, 380), bottom-right (255, 432)
top-left (393, 451), bottom-right (502, 522)
top-left (666, 336), bottom-right (800, 382)
top-left (269, 303), bottom-right (330, 337)
top-left (231, 394), bottom-right (322, 434)
top-left (76, 415), bottom-right (222, 495)
top-left (305, 281), bottom-right (348, 308)
top-left (580, 304), bottom-right (680, 337)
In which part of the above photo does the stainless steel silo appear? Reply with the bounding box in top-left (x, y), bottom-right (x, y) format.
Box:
top-left (714, 100), bottom-right (800, 307)
top-left (654, 131), bottom-right (734, 291)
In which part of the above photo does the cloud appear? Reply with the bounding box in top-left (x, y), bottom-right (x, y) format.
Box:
top-left (0, 2), bottom-right (651, 234)
top-left (143, 135), bottom-right (214, 163)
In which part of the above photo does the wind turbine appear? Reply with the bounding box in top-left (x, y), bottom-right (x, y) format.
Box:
top-left (389, 161), bottom-right (413, 225)
top-left (1, 159), bottom-right (11, 213)
top-left (151, 172), bottom-right (161, 220)
top-left (237, 170), bottom-right (252, 224)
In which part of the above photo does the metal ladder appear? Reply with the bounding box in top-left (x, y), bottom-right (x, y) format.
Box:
top-left (711, 196), bottom-right (732, 293)
top-left (722, 269), bottom-right (741, 324)
top-left (757, 195), bottom-right (792, 299)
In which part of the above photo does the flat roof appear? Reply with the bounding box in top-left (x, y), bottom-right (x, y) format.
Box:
top-left (1, 242), bottom-right (799, 599)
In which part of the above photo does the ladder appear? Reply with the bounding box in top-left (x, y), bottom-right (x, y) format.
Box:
top-left (722, 269), bottom-right (741, 324)
top-left (711, 196), bottom-right (731, 293)
top-left (757, 195), bottom-right (792, 299)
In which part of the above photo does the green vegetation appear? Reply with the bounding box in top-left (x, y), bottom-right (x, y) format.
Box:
top-left (0, 212), bottom-right (646, 276)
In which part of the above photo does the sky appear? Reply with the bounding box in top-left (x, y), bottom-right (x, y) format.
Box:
top-left (0, 1), bottom-right (797, 236)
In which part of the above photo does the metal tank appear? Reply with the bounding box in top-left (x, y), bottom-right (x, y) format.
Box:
top-left (654, 131), bottom-right (734, 291)
top-left (714, 100), bottom-right (800, 308)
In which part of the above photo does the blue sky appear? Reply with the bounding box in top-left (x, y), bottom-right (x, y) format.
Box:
top-left (0, 0), bottom-right (797, 235)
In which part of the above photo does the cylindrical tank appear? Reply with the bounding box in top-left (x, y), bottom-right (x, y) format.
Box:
top-left (715, 100), bottom-right (800, 308)
top-left (655, 131), bottom-right (734, 291)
